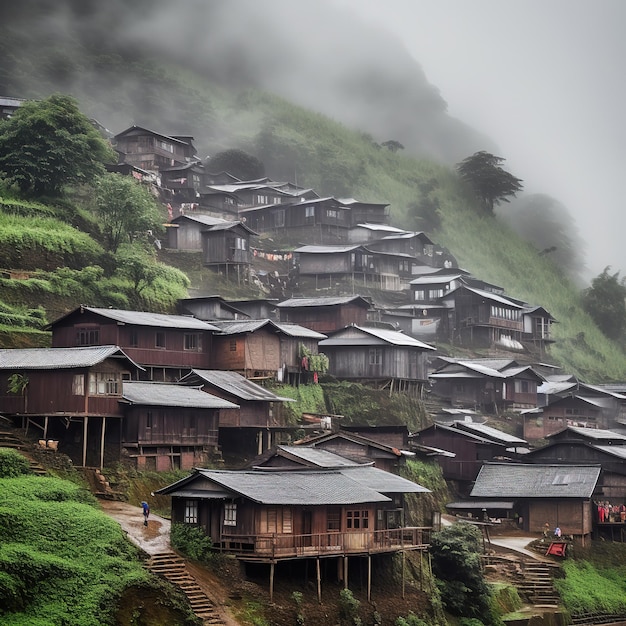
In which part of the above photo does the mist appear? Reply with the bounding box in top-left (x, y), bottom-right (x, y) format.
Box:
top-left (1, 0), bottom-right (621, 280)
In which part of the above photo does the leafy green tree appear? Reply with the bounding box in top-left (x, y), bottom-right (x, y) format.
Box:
top-left (456, 150), bottom-right (523, 214)
top-left (0, 94), bottom-right (115, 196)
top-left (207, 148), bottom-right (265, 181)
top-left (430, 523), bottom-right (497, 624)
top-left (94, 173), bottom-right (163, 253)
top-left (581, 267), bottom-right (626, 341)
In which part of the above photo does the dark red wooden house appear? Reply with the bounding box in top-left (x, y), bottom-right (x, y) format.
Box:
top-left (49, 306), bottom-right (219, 381)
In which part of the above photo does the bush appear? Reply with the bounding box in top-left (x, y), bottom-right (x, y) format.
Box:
top-left (170, 523), bottom-right (214, 563)
top-left (338, 588), bottom-right (362, 625)
top-left (0, 448), bottom-right (30, 477)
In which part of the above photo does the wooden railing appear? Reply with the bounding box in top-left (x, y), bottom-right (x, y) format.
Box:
top-left (219, 526), bottom-right (431, 559)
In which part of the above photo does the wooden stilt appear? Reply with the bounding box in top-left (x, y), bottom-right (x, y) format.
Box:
top-left (82, 416), bottom-right (88, 467)
top-left (343, 556), bottom-right (348, 590)
top-left (401, 551), bottom-right (406, 599)
top-left (100, 417), bottom-right (106, 470)
top-left (367, 555), bottom-right (372, 602)
top-left (269, 562), bottom-right (275, 602)
top-left (316, 558), bottom-right (322, 604)
top-left (43, 415), bottom-right (49, 440)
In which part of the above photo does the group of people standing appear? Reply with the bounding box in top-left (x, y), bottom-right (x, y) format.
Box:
top-left (596, 501), bottom-right (626, 523)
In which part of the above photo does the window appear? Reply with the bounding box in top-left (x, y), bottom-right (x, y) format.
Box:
top-left (184, 500), bottom-right (198, 524)
top-left (515, 380), bottom-right (531, 393)
top-left (305, 206), bottom-right (315, 219)
top-left (283, 509), bottom-right (293, 534)
top-left (346, 510), bottom-right (369, 530)
top-left (399, 260), bottom-right (410, 273)
top-left (184, 333), bottom-right (201, 351)
top-left (129, 330), bottom-right (139, 347)
top-left (428, 288), bottom-right (444, 299)
top-left (327, 510), bottom-right (341, 531)
top-left (326, 209), bottom-right (339, 219)
top-left (72, 374), bottom-right (84, 396)
top-left (229, 339), bottom-right (237, 352)
top-left (369, 348), bottom-right (382, 366)
top-left (274, 209), bottom-right (285, 228)
top-left (157, 140), bottom-right (174, 153)
top-left (256, 194), bottom-right (269, 204)
top-left (146, 411), bottom-right (153, 428)
top-left (155, 332), bottom-right (166, 349)
top-left (224, 503), bottom-right (237, 526)
top-left (234, 237), bottom-right (247, 250)
top-left (88, 372), bottom-right (121, 396)
top-left (76, 328), bottom-right (99, 346)
top-left (413, 290), bottom-right (425, 301)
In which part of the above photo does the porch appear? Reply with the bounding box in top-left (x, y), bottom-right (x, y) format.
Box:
top-left (217, 526), bottom-right (431, 561)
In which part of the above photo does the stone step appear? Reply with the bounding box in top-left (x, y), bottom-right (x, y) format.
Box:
top-left (146, 552), bottom-right (225, 626)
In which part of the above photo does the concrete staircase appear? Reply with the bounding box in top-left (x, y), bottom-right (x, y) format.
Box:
top-left (484, 555), bottom-right (561, 606)
top-left (515, 561), bottom-right (562, 606)
top-left (147, 552), bottom-right (225, 625)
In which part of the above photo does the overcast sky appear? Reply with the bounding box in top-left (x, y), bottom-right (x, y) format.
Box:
top-left (334, 0), bottom-right (626, 280)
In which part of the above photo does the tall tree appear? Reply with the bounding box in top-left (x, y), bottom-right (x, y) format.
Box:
top-left (456, 150), bottom-right (523, 213)
top-left (581, 267), bottom-right (626, 341)
top-left (94, 173), bottom-right (163, 253)
top-left (0, 94), bottom-right (115, 196)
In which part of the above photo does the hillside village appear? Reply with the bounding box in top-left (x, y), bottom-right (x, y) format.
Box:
top-left (3, 96), bottom-right (626, 622)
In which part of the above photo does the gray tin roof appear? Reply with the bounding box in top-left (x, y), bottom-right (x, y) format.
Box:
top-left (320, 325), bottom-right (435, 350)
top-left (61, 307), bottom-right (219, 331)
top-left (122, 381), bottom-right (238, 409)
top-left (470, 463), bottom-right (601, 499)
top-left (0, 345), bottom-right (141, 370)
top-left (183, 370), bottom-right (294, 402)
top-left (277, 296), bottom-right (370, 309)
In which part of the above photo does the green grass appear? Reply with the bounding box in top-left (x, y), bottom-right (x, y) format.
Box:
top-left (0, 474), bottom-right (152, 625)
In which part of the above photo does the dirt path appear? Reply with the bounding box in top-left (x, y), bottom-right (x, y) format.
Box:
top-left (99, 499), bottom-right (242, 625)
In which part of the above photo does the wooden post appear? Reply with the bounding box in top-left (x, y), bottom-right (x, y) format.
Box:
top-left (401, 551), bottom-right (406, 599)
top-left (316, 558), bottom-right (322, 604)
top-left (269, 562), bottom-right (275, 602)
top-left (82, 416), bottom-right (88, 467)
top-left (100, 417), bottom-right (106, 470)
top-left (343, 556), bottom-right (348, 590)
top-left (367, 555), bottom-right (372, 602)
top-left (43, 415), bottom-right (49, 440)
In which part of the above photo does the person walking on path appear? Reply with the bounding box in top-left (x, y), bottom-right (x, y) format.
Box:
top-left (141, 501), bottom-right (150, 526)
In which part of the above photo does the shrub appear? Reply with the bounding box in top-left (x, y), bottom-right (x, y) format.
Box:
top-left (170, 523), bottom-right (214, 563)
top-left (338, 588), bottom-right (362, 625)
top-left (0, 448), bottom-right (30, 478)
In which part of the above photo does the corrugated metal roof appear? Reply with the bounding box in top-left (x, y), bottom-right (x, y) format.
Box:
top-left (122, 381), bottom-right (239, 409)
top-left (355, 223), bottom-right (407, 233)
top-left (444, 286), bottom-right (525, 309)
top-left (338, 466), bottom-right (430, 494)
top-left (563, 426), bottom-right (626, 441)
top-left (171, 214), bottom-right (228, 226)
top-left (277, 296), bottom-right (370, 308)
top-left (184, 370), bottom-right (294, 402)
top-left (0, 345), bottom-right (139, 370)
top-left (210, 320), bottom-right (274, 334)
top-left (454, 422), bottom-right (527, 445)
top-left (592, 445), bottom-right (626, 459)
top-left (470, 463), bottom-right (601, 499)
top-left (447, 500), bottom-right (515, 510)
top-left (409, 274), bottom-right (464, 285)
top-left (275, 446), bottom-right (359, 467)
top-left (193, 469), bottom-right (392, 505)
top-left (320, 325), bottom-right (435, 350)
top-left (295, 244), bottom-right (362, 254)
top-left (77, 307), bottom-right (219, 331)
top-left (272, 322), bottom-right (326, 339)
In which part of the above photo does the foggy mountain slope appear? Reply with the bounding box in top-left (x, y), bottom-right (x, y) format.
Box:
top-left (0, 0), bottom-right (494, 164)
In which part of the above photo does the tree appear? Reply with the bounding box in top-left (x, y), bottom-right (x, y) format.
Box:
top-left (381, 139), bottom-right (404, 153)
top-left (207, 148), bottom-right (265, 181)
top-left (94, 173), bottom-right (163, 253)
top-left (581, 267), bottom-right (626, 341)
top-left (456, 150), bottom-right (523, 213)
top-left (429, 523), bottom-right (497, 624)
top-left (0, 94), bottom-right (115, 196)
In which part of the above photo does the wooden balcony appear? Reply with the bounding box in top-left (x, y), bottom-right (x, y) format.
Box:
top-left (217, 527), bottom-right (431, 561)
